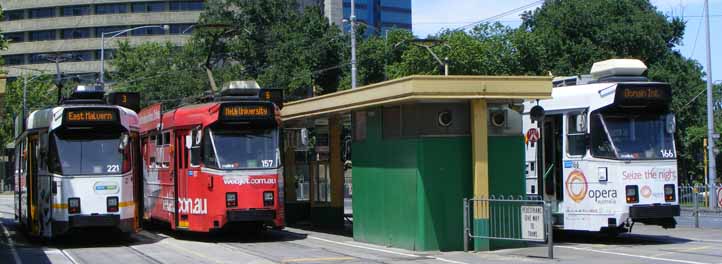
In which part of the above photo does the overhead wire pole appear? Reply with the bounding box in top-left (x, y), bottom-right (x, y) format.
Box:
top-left (350, 0), bottom-right (357, 89)
top-left (704, 0), bottom-right (717, 208)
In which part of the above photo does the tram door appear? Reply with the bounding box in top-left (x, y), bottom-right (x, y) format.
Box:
top-left (174, 131), bottom-right (188, 228)
top-left (26, 136), bottom-right (39, 235)
top-left (541, 115), bottom-right (563, 205)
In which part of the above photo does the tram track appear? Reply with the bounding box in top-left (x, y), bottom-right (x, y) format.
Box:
top-left (58, 244), bottom-right (166, 264)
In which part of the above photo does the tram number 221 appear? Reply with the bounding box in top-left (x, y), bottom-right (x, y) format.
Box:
top-left (178, 198), bottom-right (208, 215)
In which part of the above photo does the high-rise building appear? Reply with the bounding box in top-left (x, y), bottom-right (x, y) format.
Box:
top-left (0, 1), bottom-right (204, 82)
top-left (303, 0), bottom-right (412, 35)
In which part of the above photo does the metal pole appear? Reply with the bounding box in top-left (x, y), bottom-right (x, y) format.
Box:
top-left (545, 201), bottom-right (554, 259)
top-left (350, 0), bottom-right (357, 89)
top-left (693, 187), bottom-right (700, 228)
top-left (100, 33), bottom-right (105, 84)
top-left (463, 198), bottom-right (469, 252)
top-left (704, 0), bottom-right (717, 208)
top-left (22, 77), bottom-right (27, 129)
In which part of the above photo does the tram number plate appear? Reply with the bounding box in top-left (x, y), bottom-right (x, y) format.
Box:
top-left (521, 205), bottom-right (545, 241)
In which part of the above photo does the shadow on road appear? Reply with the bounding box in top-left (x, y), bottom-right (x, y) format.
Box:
top-left (554, 229), bottom-right (693, 245)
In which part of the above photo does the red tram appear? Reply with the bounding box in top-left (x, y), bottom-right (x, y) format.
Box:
top-left (139, 81), bottom-right (284, 232)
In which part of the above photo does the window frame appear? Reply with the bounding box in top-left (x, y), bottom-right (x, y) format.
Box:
top-left (565, 111), bottom-right (588, 158)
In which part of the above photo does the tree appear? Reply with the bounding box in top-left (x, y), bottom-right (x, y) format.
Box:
top-left (193, 0), bottom-right (346, 95)
top-left (0, 76), bottom-right (56, 145)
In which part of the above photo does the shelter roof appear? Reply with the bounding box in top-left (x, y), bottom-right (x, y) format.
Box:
top-left (281, 75), bottom-right (552, 121)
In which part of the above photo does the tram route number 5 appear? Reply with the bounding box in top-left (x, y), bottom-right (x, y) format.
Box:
top-left (521, 205), bottom-right (545, 241)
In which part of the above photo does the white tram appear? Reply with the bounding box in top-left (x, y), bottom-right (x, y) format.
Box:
top-left (523, 59), bottom-right (679, 233)
top-left (14, 85), bottom-right (141, 238)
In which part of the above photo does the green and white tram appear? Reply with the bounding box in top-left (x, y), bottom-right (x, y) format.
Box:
top-left (523, 59), bottom-right (679, 233)
top-left (14, 85), bottom-right (141, 238)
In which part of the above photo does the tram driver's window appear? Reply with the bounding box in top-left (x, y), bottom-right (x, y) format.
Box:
top-left (567, 113), bottom-right (587, 156)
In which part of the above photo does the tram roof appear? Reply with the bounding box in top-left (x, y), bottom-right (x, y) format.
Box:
top-left (528, 81), bottom-right (669, 113)
top-left (281, 75), bottom-right (553, 121)
top-left (25, 104), bottom-right (139, 131)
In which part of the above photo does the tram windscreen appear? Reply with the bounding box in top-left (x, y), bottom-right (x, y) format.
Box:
top-left (48, 131), bottom-right (130, 175)
top-left (203, 127), bottom-right (279, 169)
top-left (591, 112), bottom-right (676, 160)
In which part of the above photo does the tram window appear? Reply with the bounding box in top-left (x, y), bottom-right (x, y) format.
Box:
top-left (190, 132), bottom-right (200, 167)
top-left (567, 113), bottom-right (587, 156)
top-left (590, 114), bottom-right (615, 159)
top-left (163, 132), bottom-right (170, 146)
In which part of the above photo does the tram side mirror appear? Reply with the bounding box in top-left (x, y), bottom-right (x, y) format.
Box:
top-left (665, 114), bottom-right (676, 134)
top-left (530, 105), bottom-right (545, 123)
top-left (576, 113), bottom-right (587, 133)
top-left (300, 128), bottom-right (309, 146)
top-left (39, 134), bottom-right (48, 154)
top-left (194, 127), bottom-right (202, 147)
top-left (185, 134), bottom-right (192, 149)
top-left (119, 133), bottom-right (129, 150)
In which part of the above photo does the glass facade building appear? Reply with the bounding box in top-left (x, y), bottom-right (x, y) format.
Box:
top-left (342, 0), bottom-right (411, 34)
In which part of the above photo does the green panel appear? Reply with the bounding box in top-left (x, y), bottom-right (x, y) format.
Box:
top-left (487, 135), bottom-right (526, 250)
top-left (352, 108), bottom-right (419, 250)
top-left (473, 219), bottom-right (490, 251)
top-left (417, 137), bottom-right (473, 251)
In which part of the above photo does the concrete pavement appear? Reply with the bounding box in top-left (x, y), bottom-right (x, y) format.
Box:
top-left (3, 194), bottom-right (722, 264)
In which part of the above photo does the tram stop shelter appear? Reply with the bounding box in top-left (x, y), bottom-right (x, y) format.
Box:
top-left (281, 75), bottom-right (552, 252)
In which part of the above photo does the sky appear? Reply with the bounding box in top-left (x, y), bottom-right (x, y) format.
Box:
top-left (411, 0), bottom-right (722, 81)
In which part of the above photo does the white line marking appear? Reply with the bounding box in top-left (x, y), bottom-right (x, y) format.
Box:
top-left (558, 245), bottom-right (711, 264)
top-left (60, 249), bottom-right (80, 264)
top-left (1, 222), bottom-right (22, 264)
top-left (308, 236), bottom-right (468, 264)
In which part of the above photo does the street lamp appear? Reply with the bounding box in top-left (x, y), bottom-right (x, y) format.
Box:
top-left (393, 39), bottom-right (451, 76)
top-left (99, 25), bottom-right (170, 85)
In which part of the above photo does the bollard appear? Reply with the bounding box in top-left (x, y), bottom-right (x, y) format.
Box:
top-left (694, 187), bottom-right (700, 228)
top-left (545, 201), bottom-right (554, 259)
top-left (463, 198), bottom-right (469, 252)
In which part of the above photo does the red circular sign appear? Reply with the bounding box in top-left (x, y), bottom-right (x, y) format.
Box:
top-left (526, 128), bottom-right (540, 143)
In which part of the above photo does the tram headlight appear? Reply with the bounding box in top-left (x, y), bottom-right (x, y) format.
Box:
top-left (107, 196), bottom-right (119, 212)
top-left (226, 192), bottom-right (237, 208)
top-left (664, 184), bottom-right (676, 202)
top-left (68, 198), bottom-right (81, 214)
top-left (263, 191), bottom-right (274, 207)
top-left (625, 185), bottom-right (639, 204)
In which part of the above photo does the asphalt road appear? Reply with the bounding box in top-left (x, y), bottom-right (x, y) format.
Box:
top-left (3, 194), bottom-right (722, 264)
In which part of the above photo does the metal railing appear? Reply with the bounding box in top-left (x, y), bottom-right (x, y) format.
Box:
top-left (678, 184), bottom-right (722, 228)
top-left (463, 195), bottom-right (553, 258)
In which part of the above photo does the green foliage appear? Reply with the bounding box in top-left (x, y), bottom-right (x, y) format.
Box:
top-left (109, 41), bottom-right (208, 108)
top-left (517, 0), bottom-right (685, 75)
top-left (194, 0), bottom-right (346, 95)
top-left (0, 76), bottom-right (56, 145)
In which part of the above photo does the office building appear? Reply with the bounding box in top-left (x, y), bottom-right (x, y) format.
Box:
top-left (0, 0), bottom-right (204, 82)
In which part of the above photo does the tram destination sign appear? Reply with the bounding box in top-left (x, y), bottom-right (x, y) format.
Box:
top-left (219, 103), bottom-right (273, 121)
top-left (614, 83), bottom-right (671, 107)
top-left (63, 108), bottom-right (119, 125)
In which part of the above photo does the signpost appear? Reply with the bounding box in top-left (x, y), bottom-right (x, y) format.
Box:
top-left (521, 205), bottom-right (545, 241)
